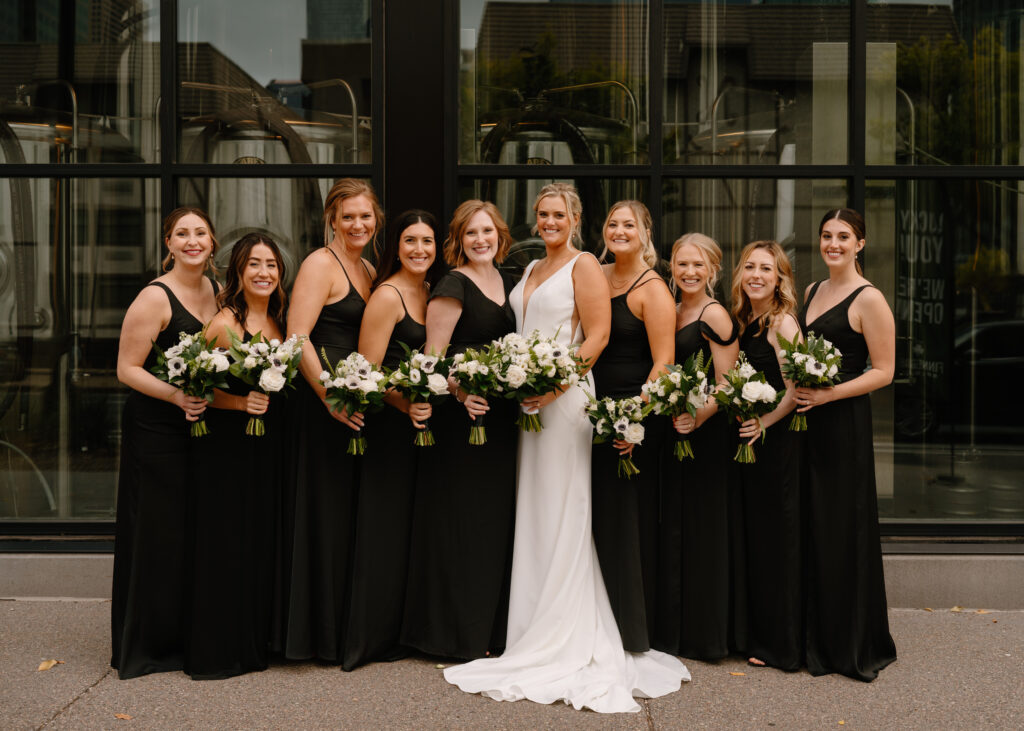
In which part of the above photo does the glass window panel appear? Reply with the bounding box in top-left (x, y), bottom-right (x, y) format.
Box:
top-left (178, 177), bottom-right (349, 287)
top-left (0, 177), bottom-right (160, 521)
top-left (178, 1), bottom-right (371, 164)
top-left (870, 178), bottom-right (1024, 521)
top-left (868, 1), bottom-right (1023, 165)
top-left (0, 1), bottom-right (160, 163)
top-left (459, 1), bottom-right (649, 164)
top-left (663, 1), bottom-right (850, 165)
top-left (458, 177), bottom-right (648, 273)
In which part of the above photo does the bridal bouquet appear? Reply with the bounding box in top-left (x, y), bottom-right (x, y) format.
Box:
top-left (150, 330), bottom-right (230, 437)
top-left (319, 350), bottom-right (388, 454)
top-left (227, 332), bottom-right (305, 436)
top-left (387, 345), bottom-right (453, 446)
top-left (449, 347), bottom-right (500, 445)
top-left (713, 353), bottom-right (785, 463)
top-left (642, 351), bottom-right (709, 461)
top-left (491, 330), bottom-right (584, 432)
top-left (585, 395), bottom-right (646, 478)
top-left (776, 331), bottom-right (842, 432)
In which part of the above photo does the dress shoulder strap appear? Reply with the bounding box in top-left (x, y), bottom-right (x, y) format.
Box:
top-left (324, 246), bottom-right (354, 285)
top-left (804, 280), bottom-right (824, 306)
top-left (623, 268), bottom-right (658, 294)
top-left (147, 280), bottom-right (181, 310)
top-left (379, 282), bottom-right (409, 315)
top-left (696, 301), bottom-right (739, 345)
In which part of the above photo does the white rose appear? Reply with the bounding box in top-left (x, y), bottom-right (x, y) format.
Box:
top-left (479, 364), bottom-right (489, 376)
top-left (741, 380), bottom-right (764, 403)
top-left (358, 379), bottom-right (378, 394)
top-left (505, 365), bottom-right (527, 389)
top-left (244, 355), bottom-right (258, 369)
top-left (319, 370), bottom-right (331, 383)
top-left (332, 377), bottom-right (346, 388)
top-left (452, 353), bottom-right (465, 364)
top-left (827, 364), bottom-right (838, 378)
top-left (259, 368), bottom-right (287, 392)
top-left (426, 373), bottom-right (449, 396)
top-left (668, 371), bottom-right (681, 385)
top-left (669, 391), bottom-right (680, 404)
top-left (255, 341), bottom-right (270, 355)
top-left (686, 390), bottom-right (705, 410)
top-left (369, 371), bottom-right (385, 383)
top-left (624, 422), bottom-right (645, 445)
top-left (210, 353), bottom-right (231, 372)
top-left (759, 383), bottom-right (777, 402)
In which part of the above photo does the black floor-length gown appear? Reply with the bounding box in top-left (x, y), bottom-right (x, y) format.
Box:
top-left (401, 271), bottom-right (518, 659)
top-left (277, 251), bottom-right (368, 661)
top-left (589, 271), bottom-right (662, 653)
top-left (800, 282), bottom-right (896, 681)
top-left (732, 316), bottom-right (802, 670)
top-left (342, 285), bottom-right (426, 671)
top-left (653, 302), bottom-right (738, 660)
top-left (112, 280), bottom-right (211, 679)
top-left (187, 334), bottom-right (281, 679)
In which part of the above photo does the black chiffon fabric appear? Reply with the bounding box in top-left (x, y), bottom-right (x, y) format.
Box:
top-left (111, 281), bottom-right (210, 679)
top-left (401, 270), bottom-right (518, 659)
top-left (187, 332), bottom-right (281, 679)
top-left (653, 302), bottom-right (738, 660)
top-left (343, 286), bottom-right (426, 671)
top-left (589, 272), bottom-right (661, 652)
top-left (276, 252), bottom-right (367, 661)
top-left (732, 316), bottom-right (802, 670)
top-left (799, 281), bottom-right (896, 681)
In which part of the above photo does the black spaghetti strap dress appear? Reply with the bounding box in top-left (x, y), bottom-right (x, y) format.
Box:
top-left (589, 271), bottom-right (662, 652)
top-left (401, 271), bottom-right (518, 659)
top-left (343, 285), bottom-right (426, 671)
top-left (800, 282), bottom-right (896, 681)
top-left (276, 251), bottom-right (368, 661)
top-left (111, 280), bottom-right (209, 679)
top-left (732, 316), bottom-right (802, 670)
top-left (653, 301), bottom-right (739, 660)
top-left (187, 331), bottom-right (282, 679)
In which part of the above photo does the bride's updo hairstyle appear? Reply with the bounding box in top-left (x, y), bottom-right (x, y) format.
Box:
top-left (600, 200), bottom-right (657, 268)
top-left (669, 232), bottom-right (722, 297)
top-left (532, 182), bottom-right (583, 247)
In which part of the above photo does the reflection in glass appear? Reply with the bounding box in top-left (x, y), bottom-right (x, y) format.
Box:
top-left (179, 177), bottom-right (344, 288)
top-left (663, 0), bottom-right (849, 165)
top-left (178, 0), bottom-right (371, 164)
top-left (459, 1), bottom-right (649, 164)
top-left (872, 178), bottom-right (1024, 521)
top-left (870, 1), bottom-right (1022, 165)
top-left (0, 1), bottom-right (160, 163)
top-left (0, 177), bottom-right (159, 520)
top-left (458, 178), bottom-right (647, 273)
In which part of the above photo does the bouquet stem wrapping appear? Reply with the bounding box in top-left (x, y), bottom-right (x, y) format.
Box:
top-left (734, 442), bottom-right (756, 463)
top-left (617, 454), bottom-right (640, 479)
top-left (190, 415), bottom-right (209, 438)
top-left (414, 419), bottom-right (436, 447)
top-left (517, 410), bottom-right (543, 432)
top-left (469, 413), bottom-right (487, 445)
top-left (245, 415), bottom-right (266, 436)
top-left (348, 427), bottom-right (367, 455)
top-left (674, 433), bottom-right (694, 461)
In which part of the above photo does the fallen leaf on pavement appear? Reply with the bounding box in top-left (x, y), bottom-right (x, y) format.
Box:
top-left (729, 672), bottom-right (745, 676)
top-left (434, 664), bottom-right (445, 670)
top-left (976, 609), bottom-right (990, 614)
top-left (114, 713), bottom-right (132, 720)
top-left (951, 606), bottom-right (963, 612)
top-left (839, 721), bottom-right (845, 726)
top-left (923, 607), bottom-right (933, 612)
top-left (37, 660), bottom-right (64, 671)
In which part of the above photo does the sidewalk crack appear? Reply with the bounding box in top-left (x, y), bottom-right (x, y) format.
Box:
top-left (643, 697), bottom-right (656, 730)
top-left (37, 666), bottom-right (113, 730)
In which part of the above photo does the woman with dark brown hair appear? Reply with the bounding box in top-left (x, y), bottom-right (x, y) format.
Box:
top-left (112, 207), bottom-right (220, 679)
top-left (729, 240), bottom-right (803, 672)
top-left (278, 178), bottom-right (381, 662)
top-left (187, 234), bottom-right (288, 679)
top-left (797, 209), bottom-right (896, 681)
top-left (401, 200), bottom-right (518, 660)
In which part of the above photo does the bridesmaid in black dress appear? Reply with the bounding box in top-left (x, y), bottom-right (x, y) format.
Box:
top-left (112, 207), bottom-right (220, 679)
top-left (279, 179), bottom-right (381, 661)
top-left (345, 209), bottom-right (444, 671)
top-left (402, 201), bottom-right (518, 659)
top-left (590, 200), bottom-right (675, 652)
top-left (730, 240), bottom-right (802, 671)
top-left (186, 234), bottom-right (288, 679)
top-left (654, 233), bottom-right (738, 661)
top-left (795, 209), bottom-right (897, 681)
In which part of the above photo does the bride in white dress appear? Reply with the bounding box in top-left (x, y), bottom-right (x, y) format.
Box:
top-left (444, 184), bottom-right (690, 713)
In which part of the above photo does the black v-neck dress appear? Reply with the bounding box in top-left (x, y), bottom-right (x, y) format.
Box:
top-left (799, 281), bottom-right (896, 681)
top-left (401, 270), bottom-right (518, 659)
top-left (653, 301), bottom-right (739, 660)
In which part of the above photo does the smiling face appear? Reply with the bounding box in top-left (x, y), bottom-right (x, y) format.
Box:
top-left (819, 217), bottom-right (864, 270)
top-left (166, 213), bottom-right (213, 267)
top-left (333, 194), bottom-right (377, 250)
top-left (741, 247), bottom-right (778, 309)
top-left (535, 195), bottom-right (574, 248)
top-left (241, 242), bottom-right (280, 300)
top-left (398, 222), bottom-right (436, 274)
top-left (461, 209), bottom-right (499, 265)
top-left (672, 243), bottom-right (711, 297)
top-left (604, 206), bottom-right (641, 258)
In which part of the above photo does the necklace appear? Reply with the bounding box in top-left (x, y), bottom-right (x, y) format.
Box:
top-left (609, 266), bottom-right (646, 290)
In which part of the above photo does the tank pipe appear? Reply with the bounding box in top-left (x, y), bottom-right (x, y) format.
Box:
top-left (540, 80), bottom-right (639, 162)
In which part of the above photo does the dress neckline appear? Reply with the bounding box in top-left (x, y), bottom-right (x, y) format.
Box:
top-left (453, 269), bottom-right (508, 309)
top-left (804, 282), bottom-right (870, 331)
top-left (149, 280), bottom-right (208, 328)
top-left (520, 252), bottom-right (582, 323)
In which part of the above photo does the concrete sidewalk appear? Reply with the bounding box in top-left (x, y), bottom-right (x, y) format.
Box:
top-left (1, 601), bottom-right (1021, 730)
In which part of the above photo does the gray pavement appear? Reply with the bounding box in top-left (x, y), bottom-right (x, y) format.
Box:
top-left (1, 600), bottom-right (1021, 730)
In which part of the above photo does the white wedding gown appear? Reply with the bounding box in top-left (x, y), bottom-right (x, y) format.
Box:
top-left (444, 253), bottom-right (690, 713)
